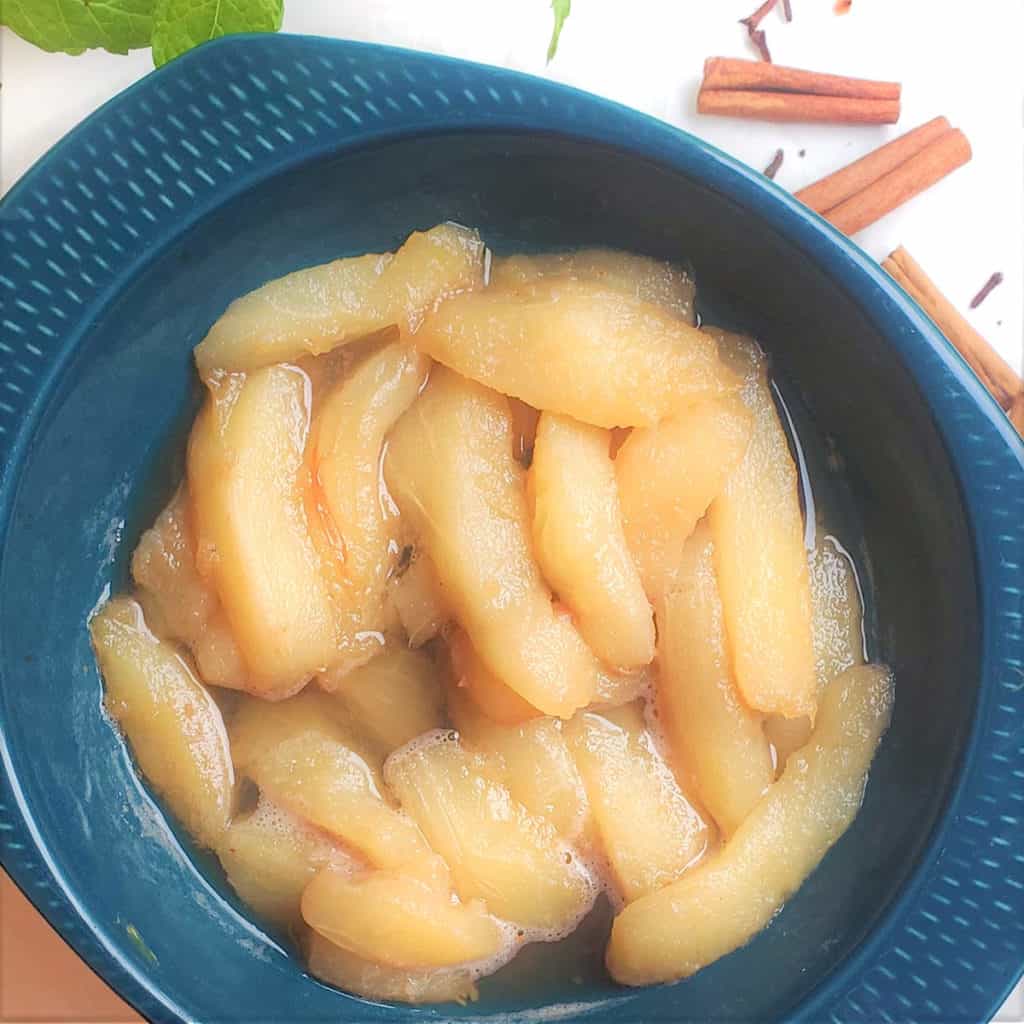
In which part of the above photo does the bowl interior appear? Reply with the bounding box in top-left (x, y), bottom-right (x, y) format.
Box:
top-left (0, 131), bottom-right (978, 1022)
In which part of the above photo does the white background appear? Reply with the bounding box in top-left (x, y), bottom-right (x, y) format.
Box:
top-left (1, 1), bottom-right (1022, 1020)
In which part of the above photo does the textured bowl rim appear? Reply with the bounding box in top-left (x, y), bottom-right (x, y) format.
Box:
top-left (1, 32), bottom-right (1021, 1024)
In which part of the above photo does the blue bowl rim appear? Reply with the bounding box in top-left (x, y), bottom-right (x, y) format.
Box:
top-left (0, 32), bottom-right (1021, 1024)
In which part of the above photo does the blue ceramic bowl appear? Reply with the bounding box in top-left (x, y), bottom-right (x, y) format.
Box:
top-left (1, 34), bottom-right (1022, 1024)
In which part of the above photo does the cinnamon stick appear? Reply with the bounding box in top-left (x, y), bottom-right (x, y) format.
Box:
top-left (822, 129), bottom-right (971, 234)
top-left (702, 57), bottom-right (900, 101)
top-left (795, 116), bottom-right (951, 213)
top-left (1009, 392), bottom-right (1024, 435)
top-left (697, 89), bottom-right (899, 124)
top-left (882, 247), bottom-right (1023, 413)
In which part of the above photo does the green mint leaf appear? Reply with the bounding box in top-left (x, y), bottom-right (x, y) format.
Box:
top-left (546, 0), bottom-right (570, 62)
top-left (150, 0), bottom-right (283, 66)
top-left (1, 0), bottom-right (154, 55)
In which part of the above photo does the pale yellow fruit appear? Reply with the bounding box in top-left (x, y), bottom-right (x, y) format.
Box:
top-left (491, 249), bottom-right (696, 323)
top-left (448, 629), bottom-right (540, 726)
top-left (132, 485), bottom-right (246, 689)
top-left (593, 665), bottom-right (652, 709)
top-left (705, 329), bottom-right (816, 720)
top-left (413, 279), bottom-right (736, 429)
top-left (302, 866), bottom-right (507, 969)
top-left (333, 649), bottom-right (446, 754)
top-left (131, 485), bottom-right (215, 642)
top-left (765, 533), bottom-right (866, 768)
top-left (90, 597), bottom-right (233, 849)
top-left (385, 368), bottom-right (598, 718)
top-left (448, 685), bottom-right (590, 843)
top-left (228, 689), bottom-right (428, 869)
top-left (390, 551), bottom-right (450, 647)
top-left (385, 734), bottom-right (596, 931)
top-left (195, 223), bottom-right (484, 376)
top-left (616, 396), bottom-right (753, 596)
top-left (249, 731), bottom-right (429, 870)
top-left (228, 687), bottom-right (368, 776)
top-left (308, 340), bottom-right (430, 681)
top-left (187, 367), bottom-right (339, 699)
top-left (529, 412), bottom-right (654, 671)
top-left (190, 618), bottom-right (249, 691)
top-left (218, 796), bottom-right (357, 929)
top-left (306, 932), bottom-right (481, 1005)
top-left (809, 533), bottom-right (866, 683)
top-left (316, 639), bottom-right (397, 695)
top-left (656, 523), bottom-right (773, 837)
top-left (565, 703), bottom-right (708, 903)
top-left (606, 663), bottom-right (894, 986)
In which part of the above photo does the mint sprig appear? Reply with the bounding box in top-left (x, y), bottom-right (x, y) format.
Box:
top-left (1, 0), bottom-right (281, 64)
top-left (1, 0), bottom-right (155, 55)
top-left (547, 0), bottom-right (571, 62)
top-left (151, 0), bottom-right (283, 66)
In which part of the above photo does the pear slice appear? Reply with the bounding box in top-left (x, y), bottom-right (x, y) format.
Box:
top-left (188, 366), bottom-right (339, 698)
top-left (529, 412), bottom-right (654, 670)
top-left (90, 597), bottom-right (233, 849)
top-left (385, 733), bottom-right (596, 932)
top-left (607, 664), bottom-right (893, 986)
top-left (413, 278), bottom-right (736, 428)
top-left (195, 223), bottom-right (484, 376)
top-left (385, 367), bottom-right (598, 718)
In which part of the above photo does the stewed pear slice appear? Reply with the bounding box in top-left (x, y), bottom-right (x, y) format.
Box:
top-left (229, 689), bottom-right (429, 870)
top-left (306, 932), bottom-right (482, 1005)
top-left (491, 249), bottom-right (696, 323)
top-left (90, 597), bottom-right (233, 849)
top-left (592, 665), bottom-right (652, 709)
top-left (765, 532), bottom-right (866, 768)
top-left (447, 629), bottom-right (540, 726)
top-left (529, 412), bottom-right (654, 670)
top-left (310, 340), bottom-right (430, 684)
top-left (606, 664), bottom-right (893, 986)
top-left (705, 328), bottom-right (816, 720)
top-left (412, 278), bottom-right (736, 428)
top-left (218, 796), bottom-right (357, 929)
top-left (131, 485), bottom-right (246, 689)
top-left (656, 523), bottom-right (773, 837)
top-left (195, 223), bottom-right (484, 376)
top-left (332, 649), bottom-right (446, 755)
top-left (616, 396), bottom-right (752, 597)
top-left (385, 367), bottom-right (598, 718)
top-left (385, 733), bottom-right (597, 932)
top-left (565, 703), bottom-right (708, 904)
top-left (188, 366), bottom-right (339, 699)
top-left (302, 865), bottom-right (507, 969)
top-left (228, 686), bottom-right (373, 776)
top-left (447, 685), bottom-right (590, 843)
top-left (249, 732), bottom-right (430, 871)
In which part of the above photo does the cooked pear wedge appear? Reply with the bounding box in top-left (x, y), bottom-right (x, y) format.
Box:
top-left (607, 664), bottom-right (893, 986)
top-left (195, 223), bottom-right (484, 376)
top-left (385, 368), bottom-right (598, 718)
top-left (90, 597), bottom-right (233, 849)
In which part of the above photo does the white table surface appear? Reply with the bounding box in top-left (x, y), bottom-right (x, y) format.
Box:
top-left (1, 1), bottom-right (1022, 1020)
